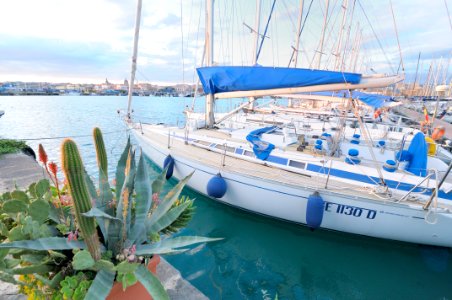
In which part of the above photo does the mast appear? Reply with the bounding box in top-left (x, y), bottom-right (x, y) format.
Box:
top-left (316, 0), bottom-right (329, 69)
top-left (126, 0), bottom-right (143, 120)
top-left (289, 0), bottom-right (304, 108)
top-left (411, 52), bottom-right (421, 97)
top-left (252, 0), bottom-right (262, 65)
top-left (248, 0), bottom-right (262, 111)
top-left (205, 0), bottom-right (215, 127)
top-left (293, 0), bottom-right (304, 67)
top-left (334, 0), bottom-right (348, 70)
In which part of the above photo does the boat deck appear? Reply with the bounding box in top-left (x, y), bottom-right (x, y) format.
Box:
top-left (139, 124), bottom-right (452, 211)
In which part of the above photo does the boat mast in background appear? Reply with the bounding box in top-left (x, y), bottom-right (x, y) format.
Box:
top-left (127, 0), bottom-right (143, 120)
top-left (205, 0), bottom-right (215, 127)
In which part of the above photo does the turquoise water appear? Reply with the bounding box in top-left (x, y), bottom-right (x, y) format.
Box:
top-left (1, 96), bottom-right (451, 299)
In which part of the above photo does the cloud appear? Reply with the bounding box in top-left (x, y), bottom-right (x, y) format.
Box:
top-left (0, 0), bottom-right (450, 84)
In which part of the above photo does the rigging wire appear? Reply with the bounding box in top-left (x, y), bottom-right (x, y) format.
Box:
top-left (356, 0), bottom-right (395, 74)
top-left (288, 0), bottom-right (315, 67)
top-left (389, 0), bottom-right (404, 73)
top-left (180, 0), bottom-right (185, 85)
top-left (445, 0), bottom-right (452, 32)
top-left (256, 0), bottom-right (277, 62)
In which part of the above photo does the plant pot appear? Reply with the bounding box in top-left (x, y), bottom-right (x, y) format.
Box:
top-left (106, 255), bottom-right (161, 300)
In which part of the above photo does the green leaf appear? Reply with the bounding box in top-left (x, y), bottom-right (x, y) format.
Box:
top-left (28, 199), bottom-right (50, 223)
top-left (136, 236), bottom-right (223, 255)
top-left (28, 183), bottom-right (37, 198)
top-left (11, 190), bottom-right (29, 203)
top-left (21, 254), bottom-right (48, 264)
top-left (135, 264), bottom-right (169, 300)
top-left (93, 260), bottom-right (115, 273)
top-left (116, 261), bottom-right (139, 274)
top-left (4, 258), bottom-right (20, 269)
top-left (0, 222), bottom-right (9, 237)
top-left (73, 250), bottom-right (95, 270)
top-left (10, 263), bottom-right (54, 274)
top-left (115, 136), bottom-right (131, 204)
top-left (1, 192), bottom-right (12, 201)
top-left (83, 207), bottom-right (121, 222)
top-left (0, 237), bottom-right (87, 250)
top-left (0, 249), bottom-right (9, 260)
top-left (146, 201), bottom-right (191, 234)
top-left (147, 173), bottom-right (193, 230)
top-left (129, 152), bottom-right (152, 245)
top-left (8, 227), bottom-right (26, 241)
top-left (120, 272), bottom-right (137, 291)
top-left (98, 171), bottom-right (113, 214)
top-left (151, 165), bottom-right (169, 198)
top-left (3, 199), bottom-right (27, 214)
top-left (35, 179), bottom-right (50, 198)
top-left (85, 270), bottom-right (115, 300)
top-left (0, 271), bottom-right (17, 284)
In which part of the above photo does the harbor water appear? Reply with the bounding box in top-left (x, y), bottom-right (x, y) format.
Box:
top-left (1, 96), bottom-right (451, 299)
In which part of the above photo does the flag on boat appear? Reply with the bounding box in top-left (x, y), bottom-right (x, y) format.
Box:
top-left (423, 105), bottom-right (429, 122)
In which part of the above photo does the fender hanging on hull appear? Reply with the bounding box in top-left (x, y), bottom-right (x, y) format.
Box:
top-left (163, 155), bottom-right (175, 179)
top-left (306, 191), bottom-right (325, 230)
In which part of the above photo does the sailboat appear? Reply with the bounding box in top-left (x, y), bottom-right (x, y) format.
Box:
top-left (126, 0), bottom-right (452, 247)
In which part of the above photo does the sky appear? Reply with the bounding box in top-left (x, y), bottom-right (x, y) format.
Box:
top-left (0, 0), bottom-right (450, 85)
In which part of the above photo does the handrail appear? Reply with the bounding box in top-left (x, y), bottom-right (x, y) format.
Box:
top-left (397, 170), bottom-right (436, 203)
top-left (423, 162), bottom-right (452, 209)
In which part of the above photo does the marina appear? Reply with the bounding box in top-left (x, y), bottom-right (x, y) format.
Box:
top-left (0, 0), bottom-right (452, 298)
top-left (1, 96), bottom-right (452, 298)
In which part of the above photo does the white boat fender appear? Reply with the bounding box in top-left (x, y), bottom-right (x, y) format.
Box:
top-left (207, 173), bottom-right (227, 198)
top-left (306, 191), bottom-right (325, 230)
top-left (163, 155), bottom-right (175, 179)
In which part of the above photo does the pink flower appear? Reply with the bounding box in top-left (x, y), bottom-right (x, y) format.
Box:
top-left (67, 230), bottom-right (78, 242)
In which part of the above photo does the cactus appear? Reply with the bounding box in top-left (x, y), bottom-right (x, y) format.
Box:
top-left (93, 127), bottom-right (108, 179)
top-left (61, 139), bottom-right (101, 261)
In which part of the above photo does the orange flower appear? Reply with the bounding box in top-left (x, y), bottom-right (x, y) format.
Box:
top-left (38, 144), bottom-right (48, 165)
top-left (48, 162), bottom-right (58, 177)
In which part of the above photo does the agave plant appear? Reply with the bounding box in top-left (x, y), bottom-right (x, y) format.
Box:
top-left (0, 128), bottom-right (221, 299)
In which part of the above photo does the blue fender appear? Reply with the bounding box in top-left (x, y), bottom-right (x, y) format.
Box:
top-left (163, 155), bottom-right (175, 179)
top-left (306, 191), bottom-right (325, 230)
top-left (207, 173), bottom-right (227, 198)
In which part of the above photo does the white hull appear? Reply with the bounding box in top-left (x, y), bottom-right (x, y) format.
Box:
top-left (132, 125), bottom-right (452, 248)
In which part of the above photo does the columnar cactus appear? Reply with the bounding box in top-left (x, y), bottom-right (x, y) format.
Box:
top-left (93, 127), bottom-right (108, 179)
top-left (61, 139), bottom-right (101, 261)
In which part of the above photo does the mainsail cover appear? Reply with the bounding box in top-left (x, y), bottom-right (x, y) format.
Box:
top-left (197, 66), bottom-right (362, 94)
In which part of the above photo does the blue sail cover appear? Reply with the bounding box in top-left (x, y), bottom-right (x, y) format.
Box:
top-left (405, 132), bottom-right (428, 177)
top-left (197, 66), bottom-right (362, 94)
top-left (305, 90), bottom-right (394, 108)
top-left (246, 126), bottom-right (277, 160)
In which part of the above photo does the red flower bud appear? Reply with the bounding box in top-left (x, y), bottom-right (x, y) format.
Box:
top-left (48, 162), bottom-right (58, 177)
top-left (38, 144), bottom-right (48, 165)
